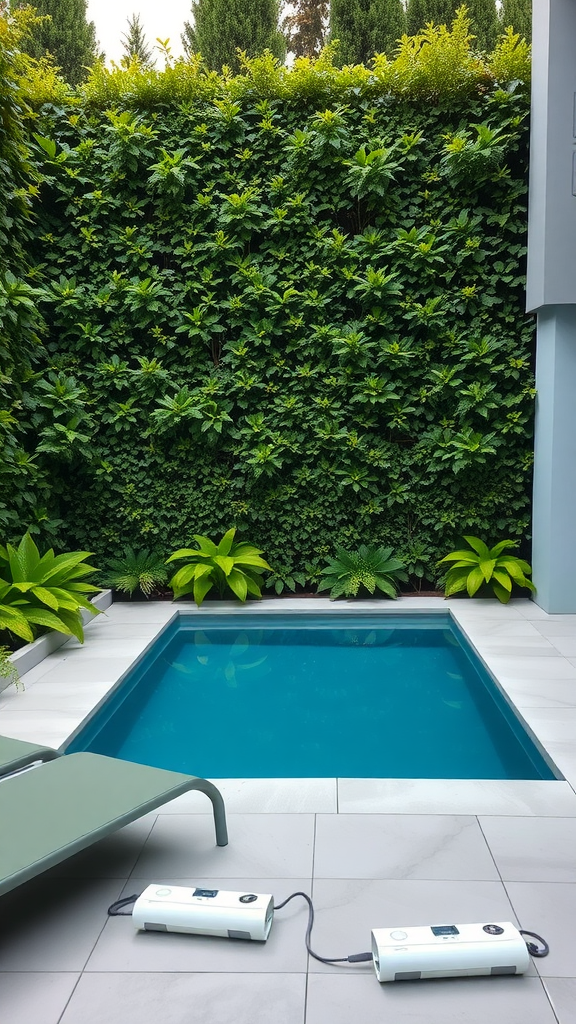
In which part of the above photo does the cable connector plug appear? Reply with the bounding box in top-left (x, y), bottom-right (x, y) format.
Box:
top-left (347, 952), bottom-right (373, 962)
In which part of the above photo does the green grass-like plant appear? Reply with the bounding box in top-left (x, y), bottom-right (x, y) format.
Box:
top-left (0, 533), bottom-right (101, 642)
top-left (0, 645), bottom-right (19, 689)
top-left (167, 529), bottom-right (272, 606)
top-left (101, 547), bottom-right (168, 597)
top-left (437, 535), bottom-right (535, 603)
top-left (317, 545), bottom-right (408, 600)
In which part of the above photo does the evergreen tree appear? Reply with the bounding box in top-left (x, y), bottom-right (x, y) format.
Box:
top-left (282, 0), bottom-right (329, 58)
top-left (499, 0), bottom-right (531, 43)
top-left (182, 0), bottom-right (285, 72)
top-left (12, 0), bottom-right (99, 86)
top-left (466, 0), bottom-right (499, 51)
top-left (406, 0), bottom-right (459, 36)
top-left (120, 13), bottom-right (154, 68)
top-left (330, 0), bottom-right (406, 63)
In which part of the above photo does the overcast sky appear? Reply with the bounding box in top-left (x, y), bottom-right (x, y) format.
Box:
top-left (86, 0), bottom-right (190, 64)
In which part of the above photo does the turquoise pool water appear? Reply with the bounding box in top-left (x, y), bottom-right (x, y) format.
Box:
top-left (64, 613), bottom-right (556, 780)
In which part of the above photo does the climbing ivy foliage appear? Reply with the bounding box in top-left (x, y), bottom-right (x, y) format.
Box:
top-left (2, 15), bottom-right (535, 589)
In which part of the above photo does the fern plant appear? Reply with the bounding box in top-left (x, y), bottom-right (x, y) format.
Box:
top-left (101, 547), bottom-right (169, 597)
top-left (437, 536), bottom-right (535, 603)
top-left (317, 545), bottom-right (408, 600)
top-left (0, 645), bottom-right (20, 689)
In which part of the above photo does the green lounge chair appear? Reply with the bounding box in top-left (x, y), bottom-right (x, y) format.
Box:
top-left (0, 734), bottom-right (60, 776)
top-left (0, 740), bottom-right (228, 898)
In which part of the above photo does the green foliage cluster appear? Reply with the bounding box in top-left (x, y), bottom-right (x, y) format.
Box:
top-left (1, 13), bottom-right (535, 591)
top-left (168, 529), bottom-right (271, 605)
top-left (318, 544), bottom-right (408, 599)
top-left (438, 535), bottom-right (535, 602)
top-left (0, 532), bottom-right (101, 641)
top-left (101, 546), bottom-right (168, 596)
top-left (329, 0), bottom-right (406, 65)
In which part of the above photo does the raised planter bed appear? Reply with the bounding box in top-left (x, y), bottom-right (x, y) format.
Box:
top-left (2, 590), bottom-right (113, 693)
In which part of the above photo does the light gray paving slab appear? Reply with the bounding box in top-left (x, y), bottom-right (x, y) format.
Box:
top-left (519, 708), bottom-right (576, 744)
top-left (313, 814), bottom-right (499, 880)
top-left (479, 816), bottom-right (576, 882)
top-left (0, 972), bottom-right (80, 1024)
top-left (130, 813), bottom-right (315, 879)
top-left (471, 639), bottom-right (558, 656)
top-left (337, 779), bottom-right (576, 815)
top-left (455, 619), bottom-right (543, 637)
top-left (0, 877), bottom-right (123, 971)
top-left (504, 882), bottom-right (576, 978)
top-left (305, 974), bottom-right (555, 1024)
top-left (534, 621), bottom-right (576, 637)
top-left (29, 655), bottom-right (135, 683)
top-left (0, 680), bottom-right (116, 713)
top-left (543, 979), bottom-right (576, 1024)
top-left (548, 636), bottom-right (576, 657)
top-left (60, 971), bottom-right (306, 1024)
top-left (155, 778), bottom-right (337, 814)
top-left (86, 878), bottom-right (310, 974)
top-left (494, 677), bottom-right (576, 708)
top-left (307, 878), bottom-right (527, 974)
top-left (0, 709), bottom-right (89, 748)
top-left (479, 656), bottom-right (576, 680)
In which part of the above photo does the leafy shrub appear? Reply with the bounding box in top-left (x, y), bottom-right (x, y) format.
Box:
top-left (0, 9), bottom-right (535, 587)
top-left (0, 645), bottom-right (20, 689)
top-left (0, 533), bottom-right (101, 642)
top-left (167, 529), bottom-right (272, 605)
top-left (317, 545), bottom-right (408, 599)
top-left (101, 547), bottom-right (168, 597)
top-left (437, 535), bottom-right (535, 603)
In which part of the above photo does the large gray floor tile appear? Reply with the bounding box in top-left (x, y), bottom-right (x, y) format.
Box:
top-left (130, 813), bottom-right (314, 878)
top-left (520, 708), bottom-right (576, 743)
top-left (86, 877), bottom-right (310, 973)
top-left (306, 974), bottom-right (556, 1023)
top-left (313, 814), bottom-right (499, 879)
top-left (505, 882), bottom-right (576, 978)
top-left (307, 879), bottom-right (530, 974)
top-left (0, 877), bottom-right (123, 971)
top-left (479, 816), bottom-right (576, 881)
top-left (0, 972), bottom-right (80, 1024)
top-left (60, 971), bottom-right (305, 1024)
top-left (496, 677), bottom-right (576, 708)
top-left (543, 979), bottom-right (576, 1023)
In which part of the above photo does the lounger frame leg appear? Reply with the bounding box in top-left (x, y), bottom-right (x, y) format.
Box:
top-left (190, 779), bottom-right (229, 846)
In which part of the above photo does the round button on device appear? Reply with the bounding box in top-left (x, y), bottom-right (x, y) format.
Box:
top-left (483, 924), bottom-right (504, 935)
top-left (389, 930), bottom-right (408, 941)
top-left (239, 894), bottom-right (258, 903)
top-left (155, 888), bottom-right (172, 897)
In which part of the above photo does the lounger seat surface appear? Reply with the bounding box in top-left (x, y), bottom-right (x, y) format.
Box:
top-left (0, 735), bottom-right (60, 776)
top-left (0, 751), bottom-right (227, 896)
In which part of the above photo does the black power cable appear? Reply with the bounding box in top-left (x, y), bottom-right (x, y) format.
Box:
top-left (519, 930), bottom-right (549, 958)
top-left (273, 891), bottom-right (372, 964)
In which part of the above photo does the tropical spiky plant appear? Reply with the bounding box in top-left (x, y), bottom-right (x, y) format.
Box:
top-left (167, 528), bottom-right (272, 606)
top-left (317, 545), bottom-right (408, 599)
top-left (437, 535), bottom-right (535, 603)
top-left (101, 547), bottom-right (169, 597)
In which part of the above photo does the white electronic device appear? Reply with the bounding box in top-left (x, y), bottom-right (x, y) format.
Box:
top-left (371, 921), bottom-right (530, 982)
top-left (132, 885), bottom-right (274, 941)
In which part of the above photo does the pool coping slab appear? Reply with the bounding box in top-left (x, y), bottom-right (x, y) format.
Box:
top-left (1, 596), bottom-right (575, 816)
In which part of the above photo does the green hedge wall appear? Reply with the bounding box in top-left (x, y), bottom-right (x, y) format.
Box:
top-left (0, 16), bottom-right (534, 588)
top-left (21, 83), bottom-right (534, 587)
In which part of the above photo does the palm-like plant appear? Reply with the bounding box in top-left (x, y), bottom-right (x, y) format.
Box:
top-left (167, 529), bottom-right (272, 606)
top-left (101, 547), bottom-right (168, 597)
top-left (437, 536), bottom-right (536, 604)
top-left (317, 545), bottom-right (408, 600)
top-left (0, 533), bottom-right (101, 642)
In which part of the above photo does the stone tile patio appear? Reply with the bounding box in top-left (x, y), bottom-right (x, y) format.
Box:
top-left (1, 597), bottom-right (575, 1023)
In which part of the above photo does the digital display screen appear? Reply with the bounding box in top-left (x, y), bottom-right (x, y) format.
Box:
top-left (431, 925), bottom-right (459, 936)
top-left (193, 888), bottom-right (218, 898)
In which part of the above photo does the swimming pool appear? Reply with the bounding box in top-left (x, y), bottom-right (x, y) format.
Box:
top-left (64, 612), bottom-right (557, 780)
